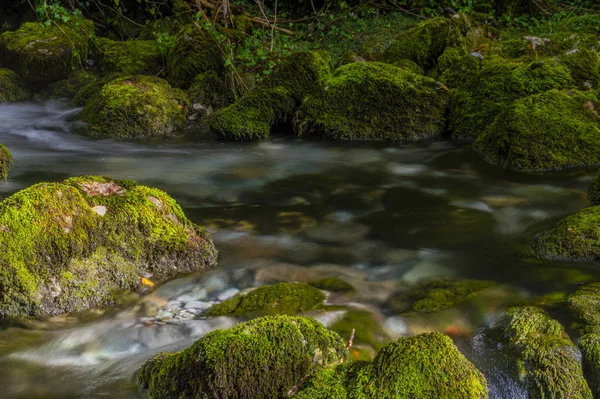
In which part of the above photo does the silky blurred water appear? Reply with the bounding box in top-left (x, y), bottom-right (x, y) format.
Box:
top-left (0, 100), bottom-right (598, 398)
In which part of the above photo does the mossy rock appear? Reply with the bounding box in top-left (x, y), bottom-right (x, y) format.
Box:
top-left (495, 306), bottom-right (592, 399)
top-left (530, 206), bottom-right (600, 261)
top-left (43, 70), bottom-right (99, 100)
top-left (207, 51), bottom-right (331, 140)
top-left (0, 175), bottom-right (217, 318)
top-left (187, 70), bottom-right (233, 112)
top-left (80, 75), bottom-right (189, 140)
top-left (295, 62), bottom-right (448, 141)
top-left (448, 59), bottom-right (574, 141)
top-left (166, 24), bottom-right (222, 89)
top-left (137, 315), bottom-right (347, 399)
top-left (387, 278), bottom-right (496, 314)
top-left (0, 143), bottom-right (12, 180)
top-left (0, 68), bottom-right (28, 102)
top-left (567, 283), bottom-right (600, 335)
top-left (589, 171), bottom-right (600, 206)
top-left (206, 282), bottom-right (325, 317)
top-left (580, 333), bottom-right (600, 397)
top-left (473, 90), bottom-right (600, 171)
top-left (98, 38), bottom-right (164, 76)
top-left (309, 278), bottom-right (355, 293)
top-left (0, 21), bottom-right (94, 88)
top-left (560, 49), bottom-right (600, 90)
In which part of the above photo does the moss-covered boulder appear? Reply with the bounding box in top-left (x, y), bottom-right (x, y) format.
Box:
top-left (0, 176), bottom-right (217, 318)
top-left (495, 306), bottom-right (592, 399)
top-left (296, 332), bottom-right (488, 398)
top-left (589, 171), bottom-right (600, 206)
top-left (295, 62), bottom-right (448, 141)
top-left (0, 144), bottom-right (12, 180)
top-left (98, 38), bottom-right (163, 76)
top-left (448, 59), bottom-right (574, 141)
top-left (166, 24), bottom-right (222, 89)
top-left (387, 278), bottom-right (495, 314)
top-left (530, 206), bottom-right (600, 261)
top-left (206, 282), bottom-right (325, 317)
top-left (187, 70), bottom-right (233, 113)
top-left (0, 68), bottom-right (28, 102)
top-left (207, 51), bottom-right (331, 140)
top-left (80, 75), bottom-right (189, 140)
top-left (473, 90), bottom-right (600, 171)
top-left (567, 283), bottom-right (600, 335)
top-left (0, 21), bottom-right (94, 88)
top-left (580, 333), bottom-right (600, 398)
top-left (137, 315), bottom-right (347, 399)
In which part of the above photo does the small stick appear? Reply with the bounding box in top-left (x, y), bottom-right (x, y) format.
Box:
top-left (340, 328), bottom-right (355, 364)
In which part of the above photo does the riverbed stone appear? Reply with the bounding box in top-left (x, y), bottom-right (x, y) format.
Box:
top-left (137, 315), bottom-right (347, 399)
top-left (0, 175), bottom-right (217, 318)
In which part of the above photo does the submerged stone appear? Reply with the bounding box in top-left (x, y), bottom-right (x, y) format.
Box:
top-left (137, 315), bottom-right (347, 399)
top-left (295, 62), bottom-right (448, 141)
top-left (495, 306), bottom-right (592, 399)
top-left (80, 75), bottom-right (189, 140)
top-left (0, 176), bottom-right (217, 318)
top-left (0, 68), bottom-right (28, 102)
top-left (0, 143), bottom-right (12, 180)
top-left (0, 21), bottom-right (94, 88)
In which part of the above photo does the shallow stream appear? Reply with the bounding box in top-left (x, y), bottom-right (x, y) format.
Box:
top-left (0, 100), bottom-right (598, 398)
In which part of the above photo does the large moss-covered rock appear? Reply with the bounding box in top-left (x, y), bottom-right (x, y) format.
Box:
top-left (473, 90), bottom-right (600, 171)
top-left (567, 283), bottom-right (600, 335)
top-left (530, 206), bottom-right (600, 261)
top-left (80, 75), bottom-right (189, 140)
top-left (137, 315), bottom-right (347, 399)
top-left (98, 38), bottom-right (163, 76)
top-left (0, 144), bottom-right (12, 180)
top-left (0, 21), bottom-right (94, 88)
top-left (207, 51), bottom-right (331, 140)
top-left (295, 62), bottom-right (448, 141)
top-left (0, 176), bottom-right (217, 318)
top-left (448, 59), bottom-right (573, 140)
top-left (296, 332), bottom-right (488, 398)
top-left (580, 333), bottom-right (600, 398)
top-left (495, 306), bottom-right (592, 399)
top-left (0, 68), bottom-right (28, 102)
top-left (166, 24), bottom-right (222, 89)
top-left (206, 282), bottom-right (325, 317)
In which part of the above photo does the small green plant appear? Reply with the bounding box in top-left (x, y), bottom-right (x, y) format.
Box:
top-left (35, 1), bottom-right (84, 26)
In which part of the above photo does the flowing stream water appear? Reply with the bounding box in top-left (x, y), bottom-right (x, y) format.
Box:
top-left (1, 100), bottom-right (599, 398)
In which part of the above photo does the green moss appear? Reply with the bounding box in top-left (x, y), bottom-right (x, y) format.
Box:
top-left (567, 283), bottom-right (600, 335)
top-left (448, 59), bottom-right (574, 140)
top-left (0, 21), bottom-right (94, 88)
top-left (43, 70), bottom-right (98, 100)
top-left (293, 362), bottom-right (365, 399)
top-left (80, 75), bottom-right (189, 140)
top-left (560, 49), bottom-right (600, 90)
top-left (295, 62), bottom-right (448, 141)
top-left (0, 175), bottom-right (217, 318)
top-left (166, 24), bottom-right (222, 89)
top-left (387, 278), bottom-right (495, 313)
top-left (309, 278), bottom-right (355, 293)
top-left (474, 90), bottom-right (600, 171)
top-left (0, 68), bottom-right (27, 102)
top-left (0, 143), bottom-right (12, 180)
top-left (137, 315), bottom-right (347, 399)
top-left (580, 333), bottom-right (600, 397)
top-left (589, 171), bottom-right (600, 205)
top-left (206, 282), bottom-right (325, 317)
top-left (98, 38), bottom-right (164, 76)
top-left (330, 309), bottom-right (388, 351)
top-left (496, 306), bottom-right (592, 399)
top-left (187, 70), bottom-right (233, 111)
top-left (207, 86), bottom-right (295, 140)
top-left (352, 332), bottom-right (488, 398)
top-left (530, 206), bottom-right (600, 261)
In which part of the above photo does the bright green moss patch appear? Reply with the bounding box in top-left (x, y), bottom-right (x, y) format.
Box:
top-left (0, 68), bottom-right (27, 102)
top-left (98, 38), bottom-right (164, 76)
top-left (0, 21), bottom-right (94, 88)
top-left (530, 206), bottom-right (600, 261)
top-left (206, 282), bottom-right (325, 317)
top-left (589, 171), bottom-right (600, 205)
top-left (580, 333), bottom-right (600, 397)
top-left (448, 59), bottom-right (573, 140)
top-left (387, 278), bottom-right (495, 313)
top-left (495, 306), bottom-right (592, 399)
top-left (567, 283), bottom-right (600, 335)
top-left (295, 62), bottom-right (448, 141)
top-left (0, 143), bottom-right (12, 180)
top-left (0, 175), bottom-right (217, 318)
top-left (166, 24), bottom-right (222, 89)
top-left (80, 75), bottom-right (189, 140)
top-left (137, 315), bottom-right (347, 399)
top-left (309, 278), bottom-right (355, 293)
top-left (474, 90), bottom-right (600, 171)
